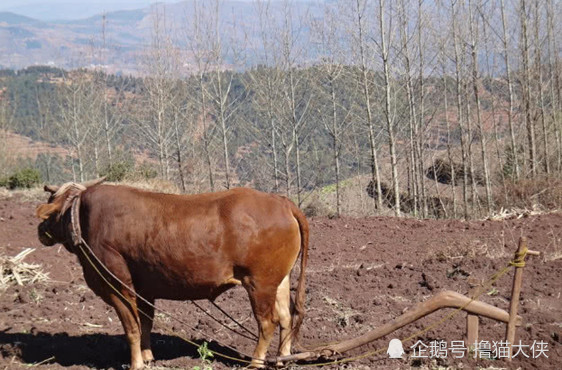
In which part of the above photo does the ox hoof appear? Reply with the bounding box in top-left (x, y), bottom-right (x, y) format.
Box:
top-left (142, 349), bottom-right (154, 363)
top-left (249, 359), bottom-right (265, 368)
top-left (130, 357), bottom-right (146, 370)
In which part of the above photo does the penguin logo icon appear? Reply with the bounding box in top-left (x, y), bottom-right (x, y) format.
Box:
top-left (387, 338), bottom-right (405, 359)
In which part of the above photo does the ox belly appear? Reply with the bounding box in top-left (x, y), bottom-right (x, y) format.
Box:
top-left (128, 260), bottom-right (242, 301)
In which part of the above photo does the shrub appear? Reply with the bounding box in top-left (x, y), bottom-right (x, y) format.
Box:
top-left (136, 162), bottom-right (158, 180)
top-left (100, 161), bottom-right (158, 183)
top-left (497, 176), bottom-right (562, 210)
top-left (302, 195), bottom-right (330, 218)
top-left (100, 161), bottom-right (134, 182)
top-left (7, 168), bottom-right (42, 189)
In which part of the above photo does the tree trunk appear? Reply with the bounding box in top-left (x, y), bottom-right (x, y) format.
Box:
top-left (464, 78), bottom-right (479, 213)
top-left (441, 62), bottom-right (457, 218)
top-left (400, 0), bottom-right (419, 216)
top-left (469, 0), bottom-right (492, 214)
top-left (355, 0), bottom-right (383, 211)
top-left (520, 0), bottom-right (537, 177)
top-left (199, 74), bottom-right (215, 191)
top-left (329, 75), bottom-right (341, 216)
top-left (452, 1), bottom-right (469, 219)
top-left (174, 114), bottom-right (186, 192)
top-left (533, 1), bottom-right (549, 174)
top-left (500, 0), bottom-right (520, 179)
top-left (547, 0), bottom-right (561, 173)
top-left (379, 0), bottom-right (400, 216)
top-left (417, 0), bottom-right (427, 217)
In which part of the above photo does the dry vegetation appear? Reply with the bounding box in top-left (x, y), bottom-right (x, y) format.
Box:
top-left (0, 248), bottom-right (49, 292)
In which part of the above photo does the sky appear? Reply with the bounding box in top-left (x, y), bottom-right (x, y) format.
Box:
top-left (0, 1), bottom-right (191, 21)
top-left (0, 0), bottom-right (313, 22)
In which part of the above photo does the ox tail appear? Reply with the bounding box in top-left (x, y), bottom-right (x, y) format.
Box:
top-left (290, 201), bottom-right (309, 346)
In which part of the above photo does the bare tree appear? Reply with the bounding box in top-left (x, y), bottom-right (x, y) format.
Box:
top-left (377, 0), bottom-right (400, 216)
top-left (188, 0), bottom-right (246, 190)
top-left (399, 0), bottom-right (420, 216)
top-left (500, 0), bottom-right (520, 179)
top-left (479, 2), bottom-right (508, 202)
top-left (245, 0), bottom-right (285, 192)
top-left (437, 35), bottom-right (457, 217)
top-left (276, 0), bottom-right (311, 204)
top-left (451, 0), bottom-right (470, 219)
top-left (99, 14), bottom-right (118, 167)
top-left (351, 0), bottom-right (383, 211)
top-left (546, 0), bottom-right (562, 173)
top-left (416, 0), bottom-right (428, 217)
top-left (468, 0), bottom-right (493, 214)
top-left (312, 2), bottom-right (353, 216)
top-left (532, 1), bottom-right (549, 174)
top-left (58, 70), bottom-right (98, 182)
top-left (187, 0), bottom-right (218, 191)
top-left (135, 7), bottom-right (179, 180)
top-left (520, 0), bottom-right (537, 177)
top-left (0, 90), bottom-right (17, 178)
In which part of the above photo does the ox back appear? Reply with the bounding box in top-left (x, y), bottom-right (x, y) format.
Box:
top-left (78, 185), bottom-right (302, 301)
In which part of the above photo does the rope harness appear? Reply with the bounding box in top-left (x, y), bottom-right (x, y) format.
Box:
top-left (66, 196), bottom-right (531, 367)
top-left (509, 246), bottom-right (529, 268)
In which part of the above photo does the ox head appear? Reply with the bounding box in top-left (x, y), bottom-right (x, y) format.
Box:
top-left (36, 178), bottom-right (105, 246)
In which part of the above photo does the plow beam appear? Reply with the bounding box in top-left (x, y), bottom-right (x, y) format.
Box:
top-left (275, 290), bottom-right (522, 363)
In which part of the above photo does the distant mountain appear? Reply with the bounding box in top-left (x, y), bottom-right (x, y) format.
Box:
top-left (0, 0), bottom-right (178, 21)
top-left (0, 1), bottom-right (322, 74)
top-left (0, 11), bottom-right (44, 25)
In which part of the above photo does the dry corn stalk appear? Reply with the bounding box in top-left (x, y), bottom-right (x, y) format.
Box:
top-left (0, 248), bottom-right (49, 290)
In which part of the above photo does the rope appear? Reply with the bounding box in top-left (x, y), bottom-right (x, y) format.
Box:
top-left (189, 300), bottom-right (257, 341)
top-left (210, 301), bottom-right (258, 340)
top-left (509, 246), bottom-right (529, 268)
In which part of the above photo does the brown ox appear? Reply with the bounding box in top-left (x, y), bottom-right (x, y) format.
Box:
top-left (35, 179), bottom-right (309, 369)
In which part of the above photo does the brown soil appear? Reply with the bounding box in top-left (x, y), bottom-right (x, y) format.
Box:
top-left (0, 195), bottom-right (560, 369)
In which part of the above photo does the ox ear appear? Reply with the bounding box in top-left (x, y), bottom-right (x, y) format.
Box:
top-left (36, 203), bottom-right (61, 220)
top-left (44, 185), bottom-right (59, 194)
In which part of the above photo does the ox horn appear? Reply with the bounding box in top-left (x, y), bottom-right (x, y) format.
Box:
top-left (81, 176), bottom-right (107, 188)
top-left (44, 185), bottom-right (60, 194)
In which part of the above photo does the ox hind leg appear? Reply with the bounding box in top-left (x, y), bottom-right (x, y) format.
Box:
top-left (275, 274), bottom-right (292, 358)
top-left (245, 282), bottom-right (279, 368)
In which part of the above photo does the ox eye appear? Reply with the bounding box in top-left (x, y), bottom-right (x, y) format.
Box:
top-left (44, 231), bottom-right (53, 239)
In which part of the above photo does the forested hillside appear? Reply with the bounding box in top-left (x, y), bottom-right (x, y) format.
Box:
top-left (1, 0), bottom-right (561, 219)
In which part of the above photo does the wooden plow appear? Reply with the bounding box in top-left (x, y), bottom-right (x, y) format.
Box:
top-left (275, 237), bottom-right (539, 364)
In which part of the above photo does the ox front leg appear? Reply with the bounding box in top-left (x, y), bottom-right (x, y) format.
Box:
top-left (138, 298), bottom-right (155, 364)
top-left (109, 294), bottom-right (144, 370)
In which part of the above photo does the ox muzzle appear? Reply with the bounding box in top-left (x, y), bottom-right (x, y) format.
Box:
top-left (37, 221), bottom-right (57, 246)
